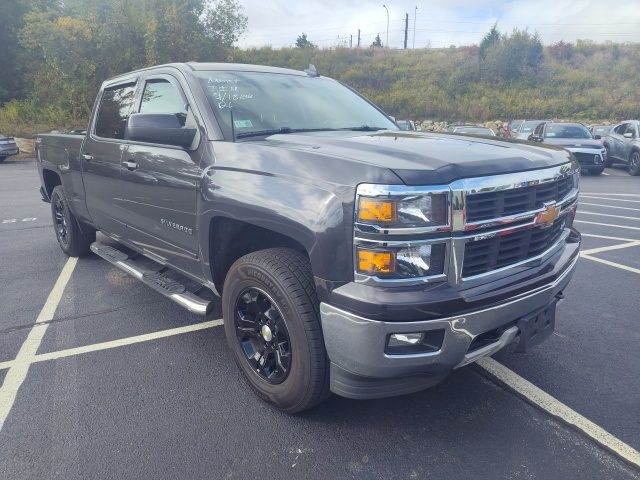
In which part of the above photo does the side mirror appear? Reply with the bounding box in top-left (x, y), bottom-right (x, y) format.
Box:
top-left (594, 134), bottom-right (602, 140)
top-left (528, 135), bottom-right (543, 142)
top-left (623, 132), bottom-right (634, 139)
top-left (125, 113), bottom-right (196, 148)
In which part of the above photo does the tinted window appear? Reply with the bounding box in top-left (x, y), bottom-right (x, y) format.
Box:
top-left (614, 124), bottom-right (628, 134)
top-left (95, 83), bottom-right (137, 139)
top-left (140, 79), bottom-right (188, 126)
top-left (624, 123), bottom-right (638, 136)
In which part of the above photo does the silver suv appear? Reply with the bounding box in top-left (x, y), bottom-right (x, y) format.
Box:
top-left (604, 120), bottom-right (640, 175)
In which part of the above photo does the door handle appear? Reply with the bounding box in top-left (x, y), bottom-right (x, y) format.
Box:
top-left (81, 154), bottom-right (93, 161)
top-left (123, 160), bottom-right (138, 171)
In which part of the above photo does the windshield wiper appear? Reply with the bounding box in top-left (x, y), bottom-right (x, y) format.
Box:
top-left (236, 127), bottom-right (339, 139)
top-left (337, 126), bottom-right (388, 132)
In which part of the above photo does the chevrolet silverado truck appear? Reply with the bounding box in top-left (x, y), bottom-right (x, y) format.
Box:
top-left (36, 63), bottom-right (581, 413)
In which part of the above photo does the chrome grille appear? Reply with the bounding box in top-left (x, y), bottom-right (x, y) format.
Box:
top-left (462, 218), bottom-right (565, 277)
top-left (466, 175), bottom-right (573, 222)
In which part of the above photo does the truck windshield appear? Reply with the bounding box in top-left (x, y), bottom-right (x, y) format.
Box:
top-left (196, 71), bottom-right (397, 139)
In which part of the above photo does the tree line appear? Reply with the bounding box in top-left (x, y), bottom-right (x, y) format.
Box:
top-left (1, 3), bottom-right (639, 137)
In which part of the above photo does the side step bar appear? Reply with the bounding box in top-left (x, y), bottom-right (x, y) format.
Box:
top-left (90, 242), bottom-right (213, 316)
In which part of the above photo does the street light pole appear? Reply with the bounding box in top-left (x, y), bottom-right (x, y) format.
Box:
top-left (413, 6), bottom-right (417, 49)
top-left (382, 4), bottom-right (389, 48)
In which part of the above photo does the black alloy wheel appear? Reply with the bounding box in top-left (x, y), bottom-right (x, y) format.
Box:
top-left (54, 195), bottom-right (70, 249)
top-left (50, 185), bottom-right (96, 256)
top-left (629, 151), bottom-right (640, 176)
top-left (234, 287), bottom-right (291, 384)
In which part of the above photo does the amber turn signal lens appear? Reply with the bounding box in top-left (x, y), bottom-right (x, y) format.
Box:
top-left (357, 249), bottom-right (395, 274)
top-left (358, 198), bottom-right (397, 223)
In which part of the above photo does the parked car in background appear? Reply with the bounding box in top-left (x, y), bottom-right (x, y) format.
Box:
top-left (450, 125), bottom-right (496, 136)
top-left (508, 119), bottom-right (524, 137)
top-left (603, 120), bottom-right (640, 175)
top-left (396, 120), bottom-right (416, 131)
top-left (515, 120), bottom-right (551, 140)
top-left (529, 122), bottom-right (607, 175)
top-left (0, 135), bottom-right (19, 163)
top-left (590, 125), bottom-right (613, 140)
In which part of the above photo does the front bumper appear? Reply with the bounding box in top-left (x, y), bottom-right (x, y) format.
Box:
top-left (320, 242), bottom-right (579, 400)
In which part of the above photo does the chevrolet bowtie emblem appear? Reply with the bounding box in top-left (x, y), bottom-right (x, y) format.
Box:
top-left (534, 203), bottom-right (560, 227)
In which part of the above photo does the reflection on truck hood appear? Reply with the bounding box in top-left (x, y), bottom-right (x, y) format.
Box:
top-left (255, 131), bottom-right (572, 185)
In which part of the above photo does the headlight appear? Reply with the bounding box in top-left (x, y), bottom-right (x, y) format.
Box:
top-left (356, 187), bottom-right (449, 231)
top-left (356, 243), bottom-right (446, 279)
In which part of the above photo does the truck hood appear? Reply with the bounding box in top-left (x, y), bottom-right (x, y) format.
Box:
top-left (540, 138), bottom-right (603, 150)
top-left (256, 131), bottom-right (572, 185)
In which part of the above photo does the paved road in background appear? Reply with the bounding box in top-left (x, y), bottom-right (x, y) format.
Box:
top-left (1, 158), bottom-right (638, 479)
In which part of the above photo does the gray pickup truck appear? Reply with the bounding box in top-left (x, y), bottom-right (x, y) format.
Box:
top-left (603, 120), bottom-right (640, 175)
top-left (36, 63), bottom-right (581, 413)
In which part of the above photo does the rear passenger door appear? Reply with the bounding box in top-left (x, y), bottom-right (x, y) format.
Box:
top-left (119, 73), bottom-right (202, 273)
top-left (81, 80), bottom-right (138, 235)
top-left (622, 123), bottom-right (638, 160)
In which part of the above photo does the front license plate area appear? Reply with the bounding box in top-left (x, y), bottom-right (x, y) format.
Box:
top-left (515, 300), bottom-right (557, 353)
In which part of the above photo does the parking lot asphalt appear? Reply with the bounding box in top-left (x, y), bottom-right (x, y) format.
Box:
top-left (1, 157), bottom-right (639, 479)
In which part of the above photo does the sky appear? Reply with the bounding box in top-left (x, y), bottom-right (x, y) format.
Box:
top-left (235, 0), bottom-right (640, 49)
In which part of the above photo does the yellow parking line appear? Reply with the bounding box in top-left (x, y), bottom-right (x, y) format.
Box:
top-left (478, 358), bottom-right (640, 468)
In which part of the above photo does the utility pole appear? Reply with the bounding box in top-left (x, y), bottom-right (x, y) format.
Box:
top-left (357, 29), bottom-right (361, 47)
top-left (350, 34), bottom-right (353, 48)
top-left (413, 6), bottom-right (417, 49)
top-left (382, 4), bottom-right (389, 48)
top-left (404, 13), bottom-right (408, 49)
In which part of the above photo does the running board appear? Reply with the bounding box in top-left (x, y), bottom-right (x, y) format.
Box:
top-left (90, 242), bottom-right (213, 316)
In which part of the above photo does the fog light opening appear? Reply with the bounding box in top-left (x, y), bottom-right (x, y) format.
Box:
top-left (386, 330), bottom-right (445, 355)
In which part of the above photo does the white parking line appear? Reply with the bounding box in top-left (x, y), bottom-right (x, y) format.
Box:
top-left (580, 202), bottom-right (640, 212)
top-left (578, 211), bottom-right (640, 221)
top-left (581, 241), bottom-right (640, 255)
top-left (580, 196), bottom-right (640, 204)
top-left (575, 220), bottom-right (640, 231)
top-left (581, 193), bottom-right (640, 197)
top-left (581, 254), bottom-right (640, 275)
top-left (581, 233), bottom-right (638, 242)
top-left (0, 257), bottom-right (77, 431)
top-left (478, 357), bottom-right (640, 468)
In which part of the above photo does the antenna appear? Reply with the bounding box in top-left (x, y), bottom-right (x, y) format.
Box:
top-left (304, 64), bottom-right (319, 77)
top-left (229, 108), bottom-right (236, 142)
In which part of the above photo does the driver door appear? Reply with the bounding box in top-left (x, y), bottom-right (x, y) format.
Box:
top-left (119, 73), bottom-right (203, 274)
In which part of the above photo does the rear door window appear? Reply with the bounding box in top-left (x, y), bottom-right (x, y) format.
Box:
top-left (94, 83), bottom-right (137, 139)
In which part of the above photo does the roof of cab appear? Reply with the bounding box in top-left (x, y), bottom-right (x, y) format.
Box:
top-left (104, 62), bottom-right (307, 84)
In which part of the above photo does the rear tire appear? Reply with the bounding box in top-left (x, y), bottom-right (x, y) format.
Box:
top-left (0, 156), bottom-right (6, 164)
top-left (50, 185), bottom-right (96, 257)
top-left (222, 248), bottom-right (330, 413)
top-left (629, 151), bottom-right (640, 176)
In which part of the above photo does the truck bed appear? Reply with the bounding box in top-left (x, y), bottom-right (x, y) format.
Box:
top-left (37, 133), bottom-right (84, 167)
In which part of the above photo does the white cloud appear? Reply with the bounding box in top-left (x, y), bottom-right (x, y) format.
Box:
top-left (235, 0), bottom-right (640, 48)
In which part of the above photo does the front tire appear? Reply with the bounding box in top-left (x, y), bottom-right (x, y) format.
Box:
top-left (0, 156), bottom-right (6, 164)
top-left (629, 151), bottom-right (640, 176)
top-left (222, 248), bottom-right (330, 413)
top-left (590, 167), bottom-right (604, 176)
top-left (50, 186), bottom-right (96, 256)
